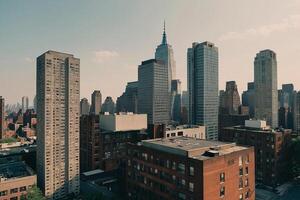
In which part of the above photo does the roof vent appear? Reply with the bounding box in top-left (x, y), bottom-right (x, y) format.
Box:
top-left (202, 150), bottom-right (219, 157)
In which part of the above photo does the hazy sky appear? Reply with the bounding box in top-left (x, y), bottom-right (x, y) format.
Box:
top-left (1, 0), bottom-right (300, 105)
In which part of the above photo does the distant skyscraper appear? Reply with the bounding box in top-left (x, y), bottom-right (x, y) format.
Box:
top-left (90, 90), bottom-right (102, 114)
top-left (0, 96), bottom-right (4, 139)
top-left (280, 84), bottom-right (294, 109)
top-left (242, 82), bottom-right (255, 118)
top-left (22, 96), bottom-right (29, 113)
top-left (188, 42), bottom-right (219, 140)
top-left (36, 50), bottom-right (80, 199)
top-left (220, 81), bottom-right (241, 115)
top-left (116, 81), bottom-right (138, 113)
top-left (254, 50), bottom-right (278, 128)
top-left (171, 79), bottom-right (181, 123)
top-left (101, 96), bottom-right (115, 114)
top-left (155, 22), bottom-right (176, 119)
top-left (80, 98), bottom-right (90, 116)
top-left (138, 59), bottom-right (170, 125)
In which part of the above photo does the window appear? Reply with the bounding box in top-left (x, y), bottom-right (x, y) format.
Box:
top-left (239, 168), bottom-right (243, 176)
top-left (220, 172), bottom-right (225, 182)
top-left (178, 193), bottom-right (186, 200)
top-left (220, 186), bottom-right (225, 197)
top-left (189, 182), bottom-right (194, 192)
top-left (245, 190), bottom-right (250, 199)
top-left (0, 190), bottom-right (8, 196)
top-left (178, 163), bottom-right (185, 174)
top-left (20, 186), bottom-right (26, 192)
top-left (239, 194), bottom-right (244, 200)
top-left (189, 166), bottom-right (195, 176)
top-left (10, 197), bottom-right (18, 200)
top-left (10, 188), bottom-right (18, 194)
top-left (245, 155), bottom-right (249, 164)
top-left (178, 131), bottom-right (183, 136)
top-left (239, 156), bottom-right (243, 166)
top-left (239, 178), bottom-right (243, 189)
top-left (172, 161), bottom-right (176, 170)
top-left (245, 178), bottom-right (249, 187)
top-left (245, 166), bottom-right (249, 175)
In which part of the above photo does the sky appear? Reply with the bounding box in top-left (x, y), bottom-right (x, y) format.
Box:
top-left (1, 0), bottom-right (300, 105)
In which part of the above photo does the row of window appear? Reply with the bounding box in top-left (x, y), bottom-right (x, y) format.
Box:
top-left (0, 185), bottom-right (32, 197)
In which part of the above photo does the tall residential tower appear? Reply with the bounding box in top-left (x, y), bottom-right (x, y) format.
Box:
top-left (36, 51), bottom-right (80, 199)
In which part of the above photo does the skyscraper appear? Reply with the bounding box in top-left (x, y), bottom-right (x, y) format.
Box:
top-left (254, 50), bottom-right (278, 128)
top-left (171, 79), bottom-right (181, 123)
top-left (22, 96), bottom-right (29, 113)
top-left (0, 96), bottom-right (4, 139)
top-left (36, 50), bottom-right (80, 199)
top-left (90, 90), bottom-right (102, 114)
top-left (80, 98), bottom-right (90, 116)
top-left (220, 81), bottom-right (241, 115)
top-left (155, 22), bottom-right (176, 119)
top-left (155, 22), bottom-right (176, 86)
top-left (242, 82), bottom-right (255, 118)
top-left (101, 96), bottom-right (115, 114)
top-left (116, 81), bottom-right (138, 113)
top-left (188, 42), bottom-right (219, 140)
top-left (138, 59), bottom-right (170, 125)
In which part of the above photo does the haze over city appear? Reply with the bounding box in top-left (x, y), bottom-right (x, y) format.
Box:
top-left (1, 0), bottom-right (300, 104)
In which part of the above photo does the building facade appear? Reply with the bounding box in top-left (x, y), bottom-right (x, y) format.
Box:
top-left (90, 90), bottom-right (102, 115)
top-left (254, 50), bottom-right (278, 128)
top-left (126, 137), bottom-right (255, 200)
top-left (220, 120), bottom-right (291, 186)
top-left (138, 59), bottom-right (170, 125)
top-left (188, 42), bottom-right (219, 140)
top-left (36, 50), bottom-right (80, 199)
top-left (80, 114), bottom-right (100, 172)
top-left (164, 124), bottom-right (205, 139)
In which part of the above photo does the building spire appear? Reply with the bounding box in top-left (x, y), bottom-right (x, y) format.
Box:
top-left (162, 20), bottom-right (167, 45)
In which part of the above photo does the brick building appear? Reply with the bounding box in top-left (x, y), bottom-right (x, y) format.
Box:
top-left (126, 137), bottom-right (255, 200)
top-left (220, 120), bottom-right (291, 186)
top-left (0, 161), bottom-right (37, 200)
top-left (80, 113), bottom-right (148, 172)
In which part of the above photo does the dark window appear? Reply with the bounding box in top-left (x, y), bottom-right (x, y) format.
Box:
top-left (220, 186), bottom-right (225, 197)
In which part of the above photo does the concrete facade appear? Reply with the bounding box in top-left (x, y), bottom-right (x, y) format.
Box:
top-left (36, 50), bottom-right (80, 199)
top-left (99, 113), bottom-right (147, 132)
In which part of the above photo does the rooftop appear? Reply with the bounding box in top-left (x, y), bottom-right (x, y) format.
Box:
top-left (0, 161), bottom-right (35, 182)
top-left (166, 124), bottom-right (203, 131)
top-left (141, 137), bottom-right (249, 159)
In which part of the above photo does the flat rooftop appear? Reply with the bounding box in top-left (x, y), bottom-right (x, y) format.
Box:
top-left (142, 137), bottom-right (249, 159)
top-left (0, 161), bottom-right (34, 181)
top-left (223, 126), bottom-right (290, 134)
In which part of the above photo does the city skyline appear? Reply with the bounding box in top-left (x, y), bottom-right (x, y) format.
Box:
top-left (1, 0), bottom-right (300, 105)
